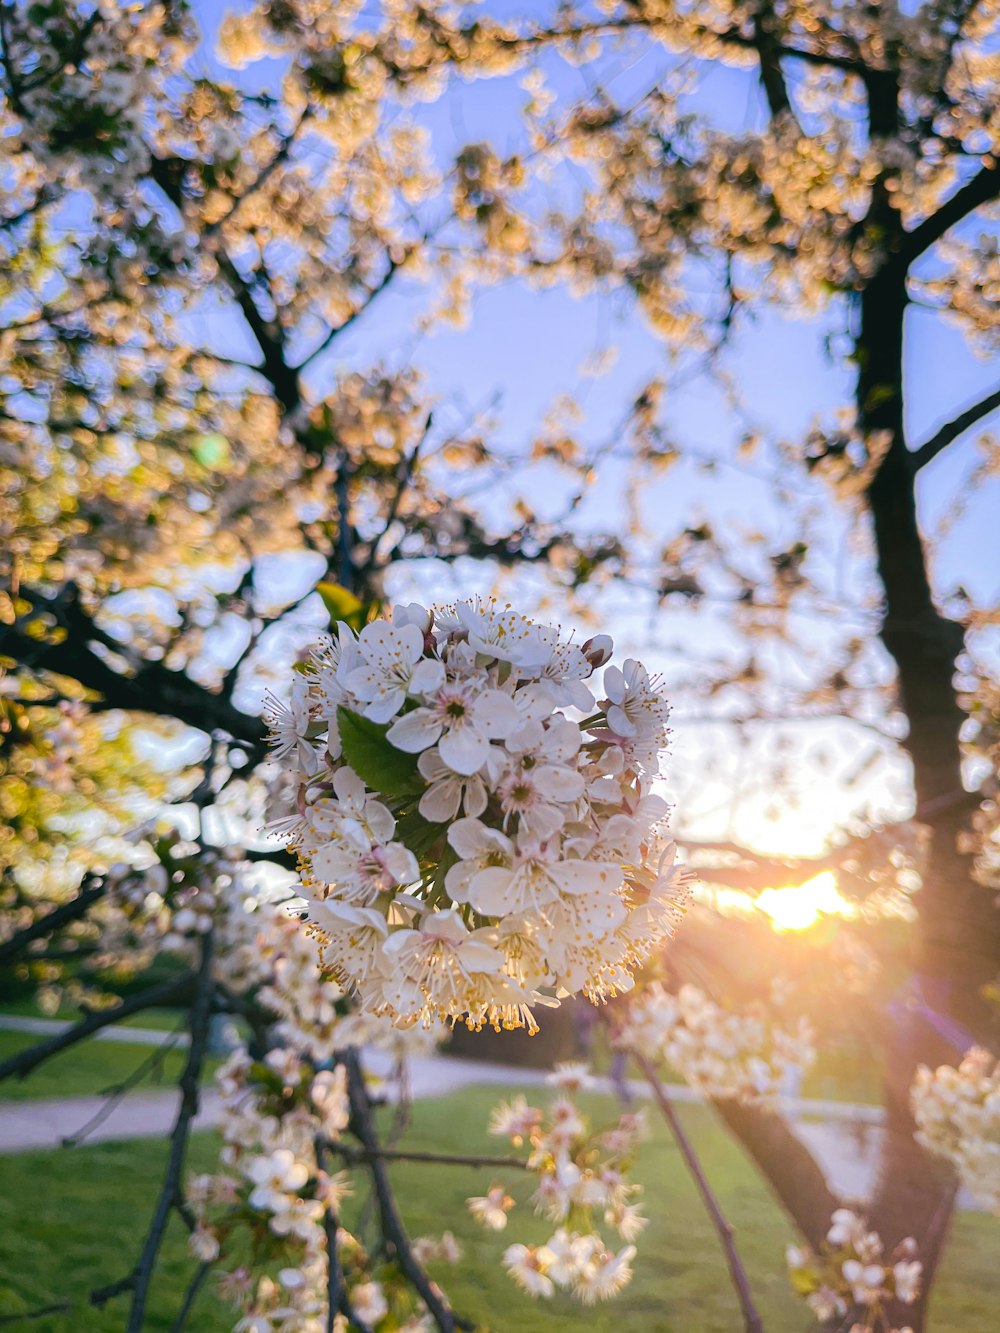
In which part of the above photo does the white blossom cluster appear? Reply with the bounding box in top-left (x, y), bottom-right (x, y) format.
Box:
top-left (614, 981), bottom-right (816, 1105)
top-left (266, 598), bottom-right (689, 1033)
top-left (911, 1047), bottom-right (1000, 1213)
top-left (787, 1208), bottom-right (922, 1331)
top-left (472, 1062), bottom-right (645, 1304)
top-left (188, 1047), bottom-right (459, 1332)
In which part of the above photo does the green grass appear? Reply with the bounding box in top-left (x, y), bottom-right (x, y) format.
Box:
top-left (0, 1029), bottom-right (217, 1102)
top-left (0, 1086), bottom-right (996, 1331)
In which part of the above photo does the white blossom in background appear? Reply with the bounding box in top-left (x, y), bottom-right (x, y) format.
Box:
top-left (911, 1047), bottom-right (1000, 1213)
top-left (266, 599), bottom-right (691, 1033)
top-left (786, 1208), bottom-right (921, 1330)
top-left (615, 981), bottom-right (815, 1105)
top-left (470, 1064), bottom-right (646, 1304)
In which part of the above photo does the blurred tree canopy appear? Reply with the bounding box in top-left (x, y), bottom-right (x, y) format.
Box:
top-left (1, 2), bottom-right (998, 1328)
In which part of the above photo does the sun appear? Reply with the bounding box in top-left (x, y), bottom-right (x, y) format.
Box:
top-left (755, 871), bottom-right (854, 932)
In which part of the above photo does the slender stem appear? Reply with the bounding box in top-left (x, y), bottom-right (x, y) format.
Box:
top-left (341, 1049), bottom-right (473, 1333)
top-left (635, 1053), bottom-right (764, 1333)
top-left (62, 1030), bottom-right (184, 1148)
top-left (124, 932), bottom-right (215, 1332)
top-left (169, 1262), bottom-right (211, 1333)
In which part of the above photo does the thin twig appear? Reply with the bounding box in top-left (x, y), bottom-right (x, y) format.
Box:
top-left (0, 973), bottom-right (194, 1083)
top-left (169, 1261), bottom-right (212, 1333)
top-left (341, 1049), bottom-right (473, 1333)
top-left (62, 1028), bottom-right (184, 1148)
top-left (334, 1145), bottom-right (529, 1171)
top-left (634, 1052), bottom-right (764, 1333)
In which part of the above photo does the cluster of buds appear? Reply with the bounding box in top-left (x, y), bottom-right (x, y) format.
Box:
top-left (266, 598), bottom-right (689, 1033)
top-left (614, 981), bottom-right (815, 1105)
top-left (187, 1047), bottom-right (459, 1331)
top-left (911, 1047), bottom-right (1000, 1213)
top-left (787, 1208), bottom-right (921, 1331)
top-left (472, 1062), bottom-right (645, 1303)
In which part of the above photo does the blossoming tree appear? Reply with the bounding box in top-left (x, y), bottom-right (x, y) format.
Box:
top-left (1, 1), bottom-right (998, 1331)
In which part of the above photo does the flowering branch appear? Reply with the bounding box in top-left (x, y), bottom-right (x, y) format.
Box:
top-left (634, 1053), bottom-right (764, 1333)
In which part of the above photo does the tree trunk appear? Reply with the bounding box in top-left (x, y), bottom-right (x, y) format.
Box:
top-left (856, 266), bottom-right (998, 1327)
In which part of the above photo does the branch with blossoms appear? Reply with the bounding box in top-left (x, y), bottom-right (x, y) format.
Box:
top-left (467, 1063), bottom-right (647, 1304)
top-left (911, 1048), bottom-right (1000, 1214)
top-left (787, 1208), bottom-right (922, 1333)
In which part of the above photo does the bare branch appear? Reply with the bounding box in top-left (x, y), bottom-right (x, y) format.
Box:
top-left (124, 931), bottom-right (215, 1332)
top-left (334, 1145), bottom-right (529, 1171)
top-left (634, 1053), bottom-right (764, 1333)
top-left (0, 973), bottom-right (194, 1084)
top-left (0, 870), bottom-right (108, 966)
top-left (909, 384), bottom-right (1000, 470)
top-left (341, 1048), bottom-right (473, 1333)
top-left (899, 160), bottom-right (1000, 268)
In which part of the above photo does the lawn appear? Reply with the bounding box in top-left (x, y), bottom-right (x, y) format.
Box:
top-left (0, 1086), bottom-right (996, 1331)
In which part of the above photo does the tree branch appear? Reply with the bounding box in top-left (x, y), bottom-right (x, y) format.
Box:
top-left (0, 973), bottom-right (194, 1083)
top-left (635, 1054), bottom-right (764, 1333)
top-left (123, 931), bottom-right (215, 1332)
top-left (0, 871), bottom-right (108, 966)
top-left (909, 384), bottom-right (1000, 470)
top-left (899, 160), bottom-right (1000, 268)
top-left (334, 1145), bottom-right (529, 1171)
top-left (1, 590), bottom-right (266, 751)
top-left (341, 1049), bottom-right (473, 1333)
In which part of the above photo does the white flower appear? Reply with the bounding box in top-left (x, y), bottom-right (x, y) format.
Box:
top-left (246, 1149), bottom-right (309, 1213)
top-left (543, 1229), bottom-right (597, 1285)
top-left (489, 1095), bottom-right (542, 1143)
top-left (188, 1226), bottom-right (220, 1262)
top-left (417, 748), bottom-right (489, 822)
top-left (468, 1185), bottom-right (515, 1230)
top-left (388, 681), bottom-right (520, 775)
top-left (547, 1061), bottom-right (595, 1093)
top-left (445, 818), bottom-right (515, 904)
top-left (265, 676), bottom-right (321, 776)
top-left (575, 1243), bottom-right (637, 1303)
top-left (503, 1243), bottom-right (555, 1298)
top-left (602, 658), bottom-right (670, 744)
top-left (842, 1259), bottom-right (885, 1306)
top-left (346, 621), bottom-right (441, 723)
top-left (454, 599), bottom-right (549, 668)
top-left (894, 1259), bottom-right (922, 1303)
top-left (469, 854), bottom-right (622, 918)
top-left (351, 1282), bottom-right (388, 1326)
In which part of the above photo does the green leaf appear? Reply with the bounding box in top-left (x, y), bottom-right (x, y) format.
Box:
top-left (317, 581), bottom-right (366, 630)
top-left (337, 707), bottom-right (425, 799)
